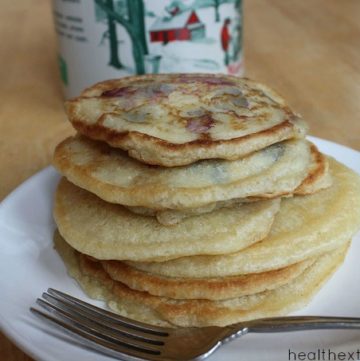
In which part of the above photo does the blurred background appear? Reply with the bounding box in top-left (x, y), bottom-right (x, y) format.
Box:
top-left (0, 1), bottom-right (360, 359)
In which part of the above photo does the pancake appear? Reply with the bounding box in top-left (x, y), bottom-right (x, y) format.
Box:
top-left (295, 143), bottom-right (332, 195)
top-left (126, 158), bottom-right (360, 276)
top-left (126, 143), bottom-right (331, 226)
top-left (53, 136), bottom-right (312, 210)
top-left (54, 178), bottom-right (280, 261)
top-left (100, 252), bottom-right (315, 300)
top-left (54, 234), bottom-right (349, 327)
top-left (66, 74), bottom-right (308, 167)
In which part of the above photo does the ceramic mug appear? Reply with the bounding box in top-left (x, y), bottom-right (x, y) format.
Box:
top-left (52, 0), bottom-right (244, 98)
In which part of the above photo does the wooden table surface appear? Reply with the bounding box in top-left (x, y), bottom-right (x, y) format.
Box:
top-left (1, 0), bottom-right (360, 359)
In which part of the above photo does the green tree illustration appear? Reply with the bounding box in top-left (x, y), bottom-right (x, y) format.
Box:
top-left (232, 0), bottom-right (242, 61)
top-left (106, 0), bottom-right (123, 68)
top-left (94, 0), bottom-right (149, 74)
top-left (96, 0), bottom-right (127, 69)
top-left (214, 0), bottom-right (220, 22)
top-left (192, 0), bottom-right (239, 22)
top-left (166, 0), bottom-right (190, 14)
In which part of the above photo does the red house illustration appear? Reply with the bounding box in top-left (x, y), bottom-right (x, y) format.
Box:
top-left (149, 10), bottom-right (205, 43)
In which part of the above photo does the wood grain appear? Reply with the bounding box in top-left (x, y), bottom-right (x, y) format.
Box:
top-left (244, 0), bottom-right (360, 150)
top-left (0, 0), bottom-right (359, 360)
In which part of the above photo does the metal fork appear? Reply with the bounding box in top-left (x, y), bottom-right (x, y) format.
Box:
top-left (30, 289), bottom-right (360, 361)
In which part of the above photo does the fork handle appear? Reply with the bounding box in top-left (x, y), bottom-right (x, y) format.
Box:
top-left (223, 316), bottom-right (360, 341)
top-left (244, 316), bottom-right (360, 333)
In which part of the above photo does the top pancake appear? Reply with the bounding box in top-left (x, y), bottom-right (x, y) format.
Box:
top-left (66, 74), bottom-right (308, 166)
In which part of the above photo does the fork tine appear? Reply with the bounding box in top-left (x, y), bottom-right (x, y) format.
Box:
top-left (30, 306), bottom-right (162, 361)
top-left (35, 298), bottom-right (162, 354)
top-left (42, 292), bottom-right (165, 345)
top-left (47, 288), bottom-right (169, 336)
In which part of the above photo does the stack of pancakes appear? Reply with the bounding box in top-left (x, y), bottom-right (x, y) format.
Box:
top-left (53, 74), bottom-right (360, 327)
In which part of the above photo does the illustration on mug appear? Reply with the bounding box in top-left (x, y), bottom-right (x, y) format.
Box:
top-left (94, 0), bottom-right (243, 75)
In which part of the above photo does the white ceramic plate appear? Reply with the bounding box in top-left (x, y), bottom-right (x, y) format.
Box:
top-left (0, 137), bottom-right (360, 361)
